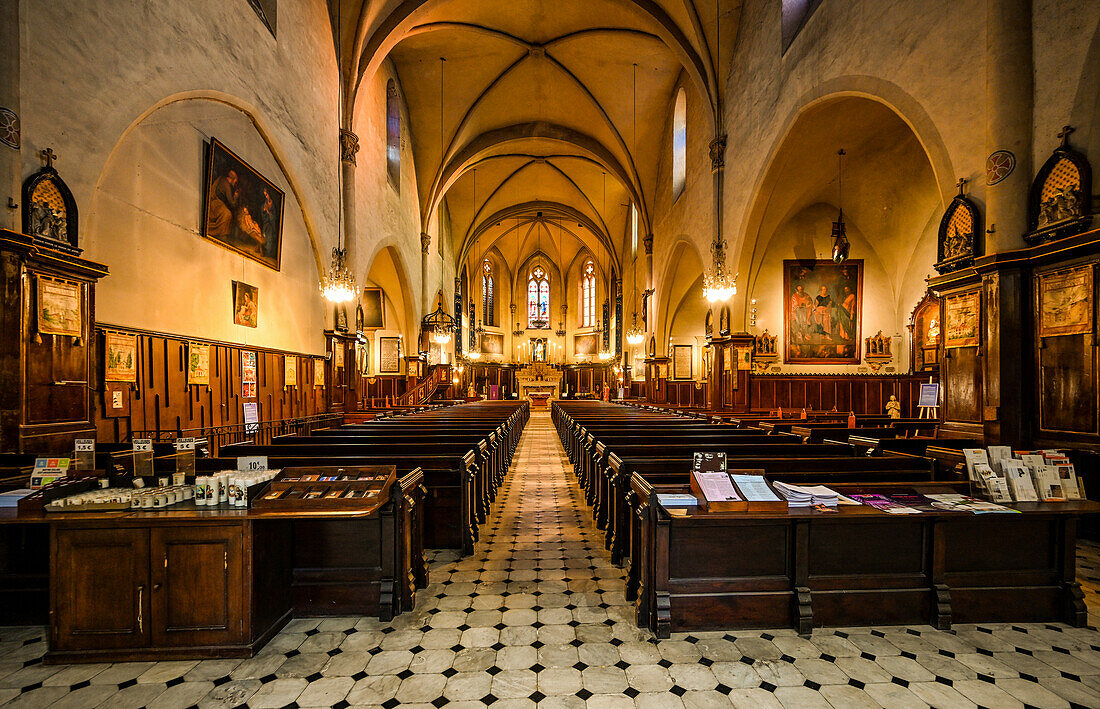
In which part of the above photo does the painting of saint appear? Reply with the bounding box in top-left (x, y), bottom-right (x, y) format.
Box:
top-left (232, 281), bottom-right (258, 328)
top-left (783, 260), bottom-right (862, 363)
top-left (202, 138), bottom-right (284, 270)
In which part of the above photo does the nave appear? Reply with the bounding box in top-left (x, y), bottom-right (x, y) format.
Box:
top-left (0, 413), bottom-right (1098, 708)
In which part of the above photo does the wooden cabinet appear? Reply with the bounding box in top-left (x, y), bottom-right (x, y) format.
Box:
top-left (50, 524), bottom-right (255, 662)
top-left (52, 528), bottom-right (149, 652)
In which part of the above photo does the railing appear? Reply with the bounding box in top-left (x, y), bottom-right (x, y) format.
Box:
top-left (131, 413), bottom-right (342, 456)
top-left (398, 364), bottom-right (450, 406)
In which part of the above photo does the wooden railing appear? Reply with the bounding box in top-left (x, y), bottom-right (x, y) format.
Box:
top-left (398, 364), bottom-right (451, 406)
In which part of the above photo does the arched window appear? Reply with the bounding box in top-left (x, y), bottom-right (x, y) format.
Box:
top-left (630, 203), bottom-right (639, 257)
top-left (581, 260), bottom-right (596, 327)
top-left (480, 260), bottom-right (495, 327)
top-left (528, 266), bottom-right (550, 329)
top-left (386, 80), bottom-right (400, 190)
top-left (672, 88), bottom-right (686, 199)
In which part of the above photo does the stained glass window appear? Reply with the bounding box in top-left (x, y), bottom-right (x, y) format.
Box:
top-left (528, 266), bottom-right (550, 328)
top-left (481, 260), bottom-right (494, 327)
top-left (582, 261), bottom-right (596, 327)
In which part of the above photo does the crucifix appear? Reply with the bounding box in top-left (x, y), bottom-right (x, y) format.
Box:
top-left (1058, 125), bottom-right (1075, 147)
top-left (40, 147), bottom-right (57, 168)
top-left (955, 177), bottom-right (967, 196)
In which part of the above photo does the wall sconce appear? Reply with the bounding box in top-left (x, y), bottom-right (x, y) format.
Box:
top-left (749, 299), bottom-right (758, 329)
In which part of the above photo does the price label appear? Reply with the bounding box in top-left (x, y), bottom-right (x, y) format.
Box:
top-left (133, 439), bottom-right (153, 452)
top-left (237, 456), bottom-right (269, 472)
top-left (175, 437), bottom-right (196, 451)
top-left (75, 439), bottom-right (96, 452)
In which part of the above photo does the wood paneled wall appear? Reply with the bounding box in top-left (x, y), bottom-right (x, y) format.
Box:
top-left (362, 375), bottom-right (407, 402)
top-left (563, 365), bottom-right (612, 394)
top-left (749, 374), bottom-right (932, 418)
top-left (664, 381), bottom-right (708, 408)
top-left (95, 326), bottom-right (328, 442)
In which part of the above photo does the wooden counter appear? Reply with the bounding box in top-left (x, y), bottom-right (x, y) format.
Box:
top-left (632, 478), bottom-right (1100, 638)
top-left (0, 468), bottom-right (425, 664)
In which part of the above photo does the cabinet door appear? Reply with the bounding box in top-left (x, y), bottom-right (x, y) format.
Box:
top-left (52, 527), bottom-right (150, 651)
top-left (150, 526), bottom-right (245, 648)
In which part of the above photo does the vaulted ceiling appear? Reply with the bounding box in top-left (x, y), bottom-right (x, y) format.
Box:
top-left (334, 0), bottom-right (740, 272)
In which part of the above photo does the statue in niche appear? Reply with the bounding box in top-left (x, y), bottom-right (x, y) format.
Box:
top-left (885, 395), bottom-right (901, 419)
top-left (1038, 185), bottom-right (1083, 227)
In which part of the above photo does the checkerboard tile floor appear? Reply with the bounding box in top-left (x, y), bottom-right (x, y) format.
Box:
top-left (5, 411), bottom-right (1100, 707)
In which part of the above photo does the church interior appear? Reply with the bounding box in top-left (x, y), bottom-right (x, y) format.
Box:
top-left (1, 0), bottom-right (1100, 706)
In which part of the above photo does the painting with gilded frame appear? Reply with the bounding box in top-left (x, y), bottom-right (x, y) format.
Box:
top-left (944, 291), bottom-right (980, 348)
top-left (361, 288), bottom-right (385, 329)
top-left (202, 138), bottom-right (284, 270)
top-left (783, 259), bottom-right (863, 364)
top-left (232, 281), bottom-right (258, 328)
top-left (1038, 266), bottom-right (1093, 337)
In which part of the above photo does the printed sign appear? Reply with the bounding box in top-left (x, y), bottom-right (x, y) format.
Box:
top-left (918, 383), bottom-right (940, 408)
top-left (237, 456), bottom-right (269, 472)
top-left (243, 402), bottom-right (259, 435)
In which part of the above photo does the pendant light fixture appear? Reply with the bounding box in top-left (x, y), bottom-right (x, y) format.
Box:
top-left (701, 2), bottom-right (736, 304)
top-left (467, 168), bottom-right (482, 360)
top-left (831, 148), bottom-right (850, 264)
top-left (321, 0), bottom-right (358, 304)
top-left (422, 56), bottom-right (456, 345)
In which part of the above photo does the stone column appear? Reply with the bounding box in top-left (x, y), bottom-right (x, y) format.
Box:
top-left (0, 0), bottom-right (20, 231)
top-left (984, 0), bottom-right (1032, 253)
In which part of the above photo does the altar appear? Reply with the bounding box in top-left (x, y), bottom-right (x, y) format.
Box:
top-left (523, 384), bottom-right (557, 407)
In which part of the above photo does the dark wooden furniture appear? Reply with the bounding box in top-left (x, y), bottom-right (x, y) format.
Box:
top-left (0, 230), bottom-right (108, 455)
top-left (633, 478), bottom-right (1099, 638)
top-left (33, 467), bottom-right (425, 663)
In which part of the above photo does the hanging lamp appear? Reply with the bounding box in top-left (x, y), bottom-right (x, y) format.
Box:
top-left (831, 148), bottom-right (850, 264)
top-left (321, 0), bottom-right (358, 304)
top-left (700, 3), bottom-right (736, 303)
top-left (421, 57), bottom-right (456, 345)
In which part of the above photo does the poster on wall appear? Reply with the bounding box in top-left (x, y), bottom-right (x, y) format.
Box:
top-left (944, 291), bottom-right (980, 348)
top-left (379, 337), bottom-right (401, 373)
top-left (1039, 266), bottom-right (1093, 337)
top-left (243, 402), bottom-right (259, 435)
top-left (202, 138), bottom-right (284, 271)
top-left (284, 355), bottom-right (297, 387)
top-left (482, 332), bottom-right (504, 355)
top-left (361, 288), bottom-right (385, 329)
top-left (672, 345), bottom-right (692, 380)
top-left (188, 343), bottom-right (210, 385)
top-left (574, 333), bottom-right (598, 356)
top-left (36, 276), bottom-right (82, 337)
top-left (314, 358), bottom-right (325, 386)
top-left (232, 281), bottom-right (258, 328)
top-left (242, 350), bottom-right (257, 398)
top-left (104, 332), bottom-right (137, 382)
top-left (783, 259), bottom-right (863, 364)
top-left (735, 346), bottom-right (753, 370)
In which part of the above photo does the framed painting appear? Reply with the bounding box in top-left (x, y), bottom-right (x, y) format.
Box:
top-left (188, 342), bottom-right (210, 385)
top-left (379, 337), bottom-right (401, 373)
top-left (783, 259), bottom-right (863, 364)
top-left (1038, 266), bottom-right (1093, 337)
top-left (574, 333), bottom-right (597, 356)
top-left (232, 281), bottom-right (258, 328)
top-left (735, 346), bottom-right (753, 370)
top-left (672, 344), bottom-right (692, 380)
top-left (202, 138), bottom-right (284, 270)
top-left (284, 355), bottom-right (297, 387)
top-left (532, 337), bottom-right (548, 363)
top-left (314, 358), bottom-right (325, 387)
top-left (36, 276), bottom-right (82, 336)
top-left (361, 288), bottom-right (385, 329)
top-left (482, 332), bottom-right (504, 355)
top-left (104, 332), bottom-right (137, 382)
top-left (944, 290), bottom-right (980, 348)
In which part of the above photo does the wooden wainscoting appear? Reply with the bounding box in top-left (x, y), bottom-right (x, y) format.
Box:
top-left (749, 374), bottom-right (933, 418)
top-left (94, 326), bottom-right (328, 443)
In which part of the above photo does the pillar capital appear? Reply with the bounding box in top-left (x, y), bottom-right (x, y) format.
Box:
top-left (643, 233), bottom-right (654, 255)
top-left (339, 129), bottom-right (360, 165)
top-left (709, 135), bottom-right (727, 172)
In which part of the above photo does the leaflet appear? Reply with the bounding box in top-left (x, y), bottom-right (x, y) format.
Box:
top-left (692, 472), bottom-right (741, 502)
top-left (730, 474), bottom-right (780, 502)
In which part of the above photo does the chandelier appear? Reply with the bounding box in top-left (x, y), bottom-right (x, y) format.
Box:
top-left (626, 311), bottom-right (644, 345)
top-left (702, 237), bottom-right (736, 303)
top-left (422, 300), bottom-right (457, 345)
top-left (320, 247), bottom-right (357, 303)
top-left (831, 148), bottom-right (850, 264)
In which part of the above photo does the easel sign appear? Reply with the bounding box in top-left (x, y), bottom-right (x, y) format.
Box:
top-left (917, 381), bottom-right (939, 419)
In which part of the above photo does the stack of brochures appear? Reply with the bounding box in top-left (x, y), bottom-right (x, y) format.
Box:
top-left (773, 482), bottom-right (841, 507)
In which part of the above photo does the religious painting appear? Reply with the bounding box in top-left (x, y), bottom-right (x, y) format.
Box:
top-left (908, 292), bottom-right (940, 373)
top-left (104, 332), bottom-right (137, 382)
top-left (335, 305), bottom-right (349, 332)
top-left (314, 358), bottom-right (325, 387)
top-left (361, 288), bottom-right (385, 329)
top-left (357, 341), bottom-right (370, 375)
top-left (202, 138), bottom-right (284, 270)
top-left (232, 281), bottom-right (258, 328)
top-left (531, 337), bottom-right (548, 363)
top-left (672, 345), bottom-right (692, 380)
top-left (1038, 266), bottom-right (1093, 337)
top-left (574, 333), bottom-right (597, 356)
top-left (241, 350), bottom-right (257, 398)
top-left (188, 342), bottom-right (210, 385)
top-left (36, 276), bottom-right (82, 337)
top-left (944, 291), bottom-right (980, 348)
top-left (482, 332), bottom-right (504, 355)
top-left (379, 337), bottom-right (401, 373)
top-left (783, 259), bottom-right (863, 364)
top-left (284, 355), bottom-right (297, 388)
top-left (735, 346), bottom-right (753, 370)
